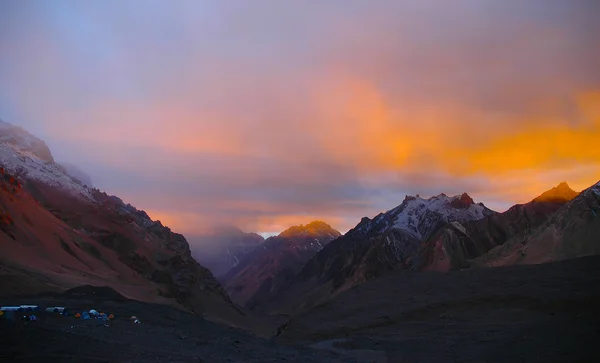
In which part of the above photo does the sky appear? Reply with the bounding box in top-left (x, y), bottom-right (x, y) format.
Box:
top-left (1, 0), bottom-right (599, 236)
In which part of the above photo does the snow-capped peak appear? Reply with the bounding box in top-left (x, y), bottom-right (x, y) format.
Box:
top-left (389, 193), bottom-right (491, 239)
top-left (0, 121), bottom-right (94, 201)
top-left (352, 192), bottom-right (494, 241)
top-left (0, 120), bottom-right (54, 162)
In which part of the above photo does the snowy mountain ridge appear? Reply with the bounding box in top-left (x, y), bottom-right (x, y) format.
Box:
top-left (0, 120), bottom-right (95, 201)
top-left (0, 120), bottom-right (54, 162)
top-left (0, 141), bottom-right (95, 201)
top-left (352, 192), bottom-right (495, 241)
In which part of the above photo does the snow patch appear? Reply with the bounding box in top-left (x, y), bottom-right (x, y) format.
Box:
top-left (450, 221), bottom-right (468, 235)
top-left (390, 194), bottom-right (486, 239)
top-left (0, 142), bottom-right (95, 201)
top-left (591, 181), bottom-right (600, 196)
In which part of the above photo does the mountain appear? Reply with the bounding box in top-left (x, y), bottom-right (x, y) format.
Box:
top-left (0, 120), bottom-right (251, 327)
top-left (262, 183), bottom-right (596, 316)
top-left (189, 226), bottom-right (265, 279)
top-left (256, 194), bottom-right (494, 314)
top-left (532, 181), bottom-right (579, 203)
top-left (473, 180), bottom-right (599, 266)
top-left (222, 221), bottom-right (341, 307)
top-left (0, 120), bottom-right (54, 162)
top-left (418, 182), bottom-right (579, 271)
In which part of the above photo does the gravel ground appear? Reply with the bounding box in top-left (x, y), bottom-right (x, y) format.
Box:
top-left (0, 293), bottom-right (354, 363)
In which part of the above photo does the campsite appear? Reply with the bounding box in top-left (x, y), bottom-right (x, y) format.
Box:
top-left (0, 286), bottom-right (347, 362)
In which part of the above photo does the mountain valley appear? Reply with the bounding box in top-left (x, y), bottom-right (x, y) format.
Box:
top-left (0, 120), bottom-right (599, 362)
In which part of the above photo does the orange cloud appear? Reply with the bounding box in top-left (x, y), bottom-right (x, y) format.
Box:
top-left (444, 92), bottom-right (600, 176)
top-left (48, 75), bottom-right (600, 234)
top-left (309, 74), bottom-right (600, 178)
top-left (5, 1), bottom-right (599, 235)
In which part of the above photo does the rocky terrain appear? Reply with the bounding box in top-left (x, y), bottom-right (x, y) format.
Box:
top-left (0, 286), bottom-right (350, 363)
top-left (418, 182), bottom-right (579, 271)
top-left (472, 180), bottom-right (600, 267)
top-left (277, 255), bottom-right (600, 362)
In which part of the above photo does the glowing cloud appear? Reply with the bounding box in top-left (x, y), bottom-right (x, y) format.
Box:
top-left (1, 1), bottom-right (599, 234)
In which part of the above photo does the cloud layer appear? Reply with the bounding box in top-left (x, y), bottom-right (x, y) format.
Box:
top-left (1, 0), bottom-right (599, 234)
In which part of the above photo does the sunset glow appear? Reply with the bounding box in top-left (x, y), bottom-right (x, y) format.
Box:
top-left (1, 1), bottom-right (599, 235)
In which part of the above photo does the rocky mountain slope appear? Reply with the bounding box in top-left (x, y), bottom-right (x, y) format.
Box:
top-left (418, 182), bottom-right (579, 271)
top-left (473, 180), bottom-right (600, 267)
top-left (255, 194), bottom-right (494, 314)
top-left (255, 185), bottom-right (595, 315)
top-left (189, 226), bottom-right (265, 279)
top-left (0, 120), bottom-right (253, 329)
top-left (222, 221), bottom-right (341, 307)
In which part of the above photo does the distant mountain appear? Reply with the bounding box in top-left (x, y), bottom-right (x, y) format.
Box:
top-left (222, 221), bottom-right (341, 307)
top-left (418, 182), bottom-right (579, 271)
top-left (532, 181), bottom-right (579, 203)
top-left (0, 120), bottom-right (252, 327)
top-left (254, 194), bottom-right (494, 313)
top-left (190, 226), bottom-right (265, 279)
top-left (259, 183), bottom-right (600, 315)
top-left (302, 193), bottom-right (493, 283)
top-left (348, 192), bottom-right (493, 241)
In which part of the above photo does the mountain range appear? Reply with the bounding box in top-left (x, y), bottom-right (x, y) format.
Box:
top-left (250, 181), bottom-right (599, 316)
top-left (0, 119), bottom-right (599, 352)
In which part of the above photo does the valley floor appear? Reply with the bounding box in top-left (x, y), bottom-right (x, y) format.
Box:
top-left (277, 255), bottom-right (600, 363)
top-left (0, 291), bottom-right (348, 363)
top-left (2, 256), bottom-right (600, 362)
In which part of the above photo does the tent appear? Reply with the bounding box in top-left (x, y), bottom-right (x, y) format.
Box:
top-left (82, 312), bottom-right (91, 320)
top-left (75, 313), bottom-right (81, 318)
top-left (108, 314), bottom-right (115, 320)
